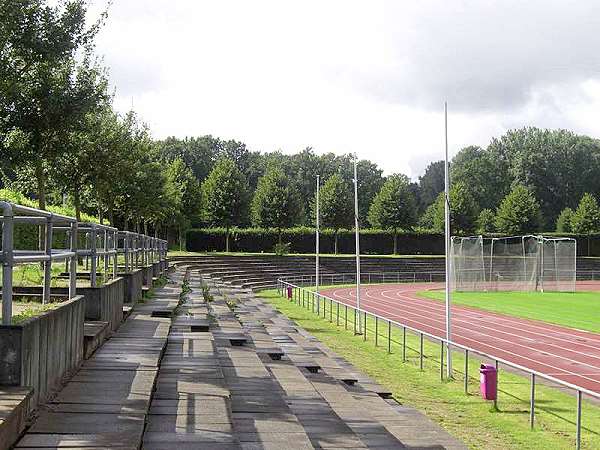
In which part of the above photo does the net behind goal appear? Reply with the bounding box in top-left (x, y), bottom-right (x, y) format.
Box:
top-left (450, 235), bottom-right (576, 292)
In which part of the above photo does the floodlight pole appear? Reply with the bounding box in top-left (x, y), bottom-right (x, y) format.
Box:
top-left (444, 102), bottom-right (453, 376)
top-left (354, 156), bottom-right (362, 334)
top-left (315, 175), bottom-right (320, 295)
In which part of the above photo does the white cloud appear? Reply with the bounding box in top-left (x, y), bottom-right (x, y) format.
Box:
top-left (88, 0), bottom-right (600, 178)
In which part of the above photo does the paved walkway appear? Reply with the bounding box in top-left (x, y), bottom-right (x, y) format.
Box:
top-left (13, 268), bottom-right (466, 449)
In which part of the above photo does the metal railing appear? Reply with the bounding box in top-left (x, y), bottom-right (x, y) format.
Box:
top-left (0, 201), bottom-right (168, 325)
top-left (277, 273), bottom-right (600, 449)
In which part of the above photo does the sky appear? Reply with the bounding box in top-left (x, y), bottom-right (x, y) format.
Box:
top-left (87, 0), bottom-right (600, 178)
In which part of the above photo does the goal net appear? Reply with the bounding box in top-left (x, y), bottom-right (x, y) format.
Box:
top-left (450, 235), bottom-right (576, 292)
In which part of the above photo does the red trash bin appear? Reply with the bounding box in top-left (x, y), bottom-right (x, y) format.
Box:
top-left (287, 287), bottom-right (293, 300)
top-left (480, 364), bottom-right (497, 400)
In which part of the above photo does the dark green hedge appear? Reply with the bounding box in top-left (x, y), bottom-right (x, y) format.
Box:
top-left (186, 228), bottom-right (600, 256)
top-left (186, 228), bottom-right (445, 255)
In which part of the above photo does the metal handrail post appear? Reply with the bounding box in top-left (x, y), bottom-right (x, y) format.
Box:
top-left (69, 221), bottom-right (78, 299)
top-left (90, 224), bottom-right (97, 287)
top-left (124, 232), bottom-right (129, 272)
top-left (103, 229), bottom-right (109, 280)
top-left (112, 230), bottom-right (117, 279)
top-left (42, 215), bottom-right (53, 304)
top-left (1, 202), bottom-right (14, 325)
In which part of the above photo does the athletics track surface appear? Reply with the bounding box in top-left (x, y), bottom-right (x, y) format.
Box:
top-left (320, 282), bottom-right (600, 394)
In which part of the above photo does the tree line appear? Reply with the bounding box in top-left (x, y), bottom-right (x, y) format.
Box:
top-left (3, 1), bottom-right (600, 250)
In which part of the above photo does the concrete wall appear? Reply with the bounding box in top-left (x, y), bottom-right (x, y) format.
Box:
top-left (78, 277), bottom-right (124, 332)
top-left (0, 295), bottom-right (85, 407)
top-left (120, 268), bottom-right (144, 304)
top-left (142, 265), bottom-right (153, 288)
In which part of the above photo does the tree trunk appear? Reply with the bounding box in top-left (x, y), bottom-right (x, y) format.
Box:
top-left (334, 230), bottom-right (338, 255)
top-left (178, 225), bottom-right (183, 251)
top-left (225, 227), bottom-right (230, 253)
top-left (108, 208), bottom-right (114, 227)
top-left (393, 230), bottom-right (397, 255)
top-left (124, 218), bottom-right (129, 231)
top-left (278, 229), bottom-right (282, 245)
top-left (35, 160), bottom-right (46, 210)
top-left (74, 191), bottom-right (82, 222)
top-left (35, 160), bottom-right (46, 257)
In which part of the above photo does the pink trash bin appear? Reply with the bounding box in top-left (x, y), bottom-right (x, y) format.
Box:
top-left (480, 364), bottom-right (497, 400)
top-left (287, 287), bottom-right (293, 300)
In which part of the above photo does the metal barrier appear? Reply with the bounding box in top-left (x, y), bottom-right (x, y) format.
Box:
top-left (0, 201), bottom-right (168, 325)
top-left (277, 274), bottom-right (599, 449)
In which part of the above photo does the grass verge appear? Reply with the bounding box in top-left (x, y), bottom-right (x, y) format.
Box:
top-left (259, 288), bottom-right (600, 450)
top-left (419, 289), bottom-right (600, 333)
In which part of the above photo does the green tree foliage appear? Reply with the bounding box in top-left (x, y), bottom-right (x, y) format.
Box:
top-left (432, 182), bottom-right (477, 234)
top-left (0, 0), bottom-right (108, 209)
top-left (488, 127), bottom-right (600, 227)
top-left (251, 166), bottom-right (302, 242)
top-left (556, 207), bottom-right (574, 233)
top-left (202, 158), bottom-right (249, 250)
top-left (571, 194), bottom-right (600, 234)
top-left (494, 185), bottom-right (542, 234)
top-left (368, 174), bottom-right (417, 253)
top-left (165, 158), bottom-right (202, 249)
top-left (451, 145), bottom-right (510, 211)
top-left (318, 173), bottom-right (353, 253)
top-left (477, 209), bottom-right (496, 234)
top-left (418, 160), bottom-right (445, 210)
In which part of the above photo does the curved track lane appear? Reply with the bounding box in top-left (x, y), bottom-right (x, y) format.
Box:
top-left (321, 282), bottom-right (600, 394)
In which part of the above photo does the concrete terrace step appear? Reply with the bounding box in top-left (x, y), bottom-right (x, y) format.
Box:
top-left (172, 269), bottom-right (467, 450)
top-left (0, 387), bottom-right (32, 450)
top-left (13, 272), bottom-right (183, 450)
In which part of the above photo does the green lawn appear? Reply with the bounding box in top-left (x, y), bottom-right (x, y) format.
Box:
top-left (260, 288), bottom-right (600, 450)
top-left (419, 289), bottom-right (600, 333)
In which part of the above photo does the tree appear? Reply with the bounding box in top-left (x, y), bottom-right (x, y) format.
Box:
top-left (477, 209), bottom-right (496, 234)
top-left (432, 182), bottom-right (478, 234)
top-left (318, 173), bottom-right (353, 253)
top-left (571, 194), bottom-right (600, 234)
top-left (494, 185), bottom-right (542, 234)
top-left (0, 0), bottom-right (107, 210)
top-left (202, 158), bottom-right (249, 251)
top-left (488, 127), bottom-right (600, 227)
top-left (451, 145), bottom-right (510, 211)
top-left (165, 158), bottom-right (202, 249)
top-left (556, 207), bottom-right (574, 233)
top-left (251, 166), bottom-right (302, 242)
top-left (368, 174), bottom-right (417, 253)
top-left (418, 160), bottom-right (445, 210)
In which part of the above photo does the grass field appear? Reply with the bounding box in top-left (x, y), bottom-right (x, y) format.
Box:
top-left (419, 289), bottom-right (600, 333)
top-left (260, 288), bottom-right (600, 450)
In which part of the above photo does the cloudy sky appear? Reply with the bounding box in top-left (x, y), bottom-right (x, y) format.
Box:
top-left (88, 0), bottom-right (600, 178)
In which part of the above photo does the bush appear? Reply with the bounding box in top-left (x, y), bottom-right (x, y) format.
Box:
top-left (186, 227), bottom-right (445, 255)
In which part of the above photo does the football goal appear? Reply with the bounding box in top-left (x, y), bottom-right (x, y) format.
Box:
top-left (450, 235), bottom-right (577, 292)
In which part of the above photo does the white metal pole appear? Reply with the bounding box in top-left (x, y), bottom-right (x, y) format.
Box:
top-left (444, 102), bottom-right (453, 376)
top-left (316, 175), bottom-right (320, 295)
top-left (354, 156), bottom-right (362, 334)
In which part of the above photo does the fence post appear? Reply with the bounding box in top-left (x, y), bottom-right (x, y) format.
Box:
top-left (336, 302), bottom-right (339, 326)
top-left (363, 312), bottom-right (367, 340)
top-left (388, 321), bottom-right (391, 353)
top-left (375, 317), bottom-right (378, 347)
top-left (42, 215), bottom-right (53, 304)
top-left (530, 373), bottom-right (535, 429)
top-left (1, 203), bottom-right (14, 325)
top-left (402, 326), bottom-right (406, 362)
top-left (464, 349), bottom-right (469, 394)
top-left (576, 390), bottom-right (582, 450)
top-left (494, 360), bottom-right (499, 409)
top-left (90, 224), bottom-right (98, 287)
top-left (330, 299), bottom-right (333, 322)
top-left (420, 333), bottom-right (424, 370)
top-left (440, 342), bottom-right (444, 380)
top-left (345, 305), bottom-right (348, 330)
top-left (69, 222), bottom-right (78, 299)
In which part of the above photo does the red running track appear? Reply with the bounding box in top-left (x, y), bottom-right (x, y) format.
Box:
top-left (321, 282), bottom-right (600, 394)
